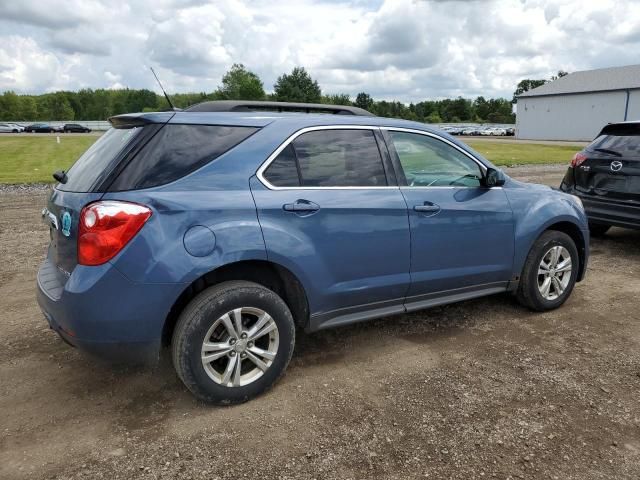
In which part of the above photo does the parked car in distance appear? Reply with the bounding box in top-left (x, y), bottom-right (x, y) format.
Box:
top-left (63, 123), bottom-right (92, 133)
top-left (25, 123), bottom-right (54, 133)
top-left (560, 121), bottom-right (640, 235)
top-left (37, 101), bottom-right (589, 404)
top-left (505, 127), bottom-right (515, 136)
top-left (0, 122), bottom-right (22, 133)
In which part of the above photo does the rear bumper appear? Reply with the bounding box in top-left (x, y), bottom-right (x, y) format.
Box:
top-left (36, 256), bottom-right (186, 365)
top-left (561, 183), bottom-right (640, 230)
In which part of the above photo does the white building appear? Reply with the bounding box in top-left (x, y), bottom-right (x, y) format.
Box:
top-left (516, 64), bottom-right (640, 141)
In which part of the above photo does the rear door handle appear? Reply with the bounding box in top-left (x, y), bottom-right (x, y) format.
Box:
top-left (414, 203), bottom-right (441, 214)
top-left (283, 200), bottom-right (320, 213)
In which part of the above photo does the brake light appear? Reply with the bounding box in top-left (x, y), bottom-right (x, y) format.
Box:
top-left (571, 152), bottom-right (587, 167)
top-left (78, 201), bottom-right (152, 266)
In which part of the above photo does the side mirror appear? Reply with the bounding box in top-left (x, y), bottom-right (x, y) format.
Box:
top-left (484, 167), bottom-right (506, 188)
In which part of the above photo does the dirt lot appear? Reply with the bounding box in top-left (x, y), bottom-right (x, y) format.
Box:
top-left (1, 166), bottom-right (639, 480)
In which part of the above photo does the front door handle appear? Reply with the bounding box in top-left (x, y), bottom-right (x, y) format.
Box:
top-left (414, 202), bottom-right (441, 214)
top-left (283, 200), bottom-right (320, 213)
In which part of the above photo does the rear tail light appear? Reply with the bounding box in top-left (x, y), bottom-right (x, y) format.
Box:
top-left (78, 201), bottom-right (152, 266)
top-left (571, 152), bottom-right (587, 167)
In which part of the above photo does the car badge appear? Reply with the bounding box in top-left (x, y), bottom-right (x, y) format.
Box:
top-left (610, 160), bottom-right (623, 172)
top-left (61, 211), bottom-right (72, 237)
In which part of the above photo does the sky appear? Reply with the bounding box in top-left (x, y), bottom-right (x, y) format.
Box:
top-left (1, 0), bottom-right (639, 102)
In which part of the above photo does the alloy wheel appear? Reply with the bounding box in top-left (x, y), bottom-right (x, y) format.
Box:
top-left (537, 245), bottom-right (572, 301)
top-left (200, 307), bottom-right (279, 387)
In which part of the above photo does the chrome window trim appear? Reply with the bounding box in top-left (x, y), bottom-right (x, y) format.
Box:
top-left (256, 125), bottom-right (398, 190)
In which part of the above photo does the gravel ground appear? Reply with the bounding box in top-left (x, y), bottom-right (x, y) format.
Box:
top-left (1, 166), bottom-right (639, 480)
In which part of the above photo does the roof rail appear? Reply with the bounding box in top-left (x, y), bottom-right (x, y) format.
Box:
top-left (185, 100), bottom-right (375, 116)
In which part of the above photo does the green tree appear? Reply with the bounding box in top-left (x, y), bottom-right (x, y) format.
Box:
top-left (354, 92), bottom-right (374, 111)
top-left (0, 91), bottom-right (21, 120)
top-left (273, 67), bottom-right (321, 103)
top-left (512, 79), bottom-right (547, 103)
top-left (218, 64), bottom-right (265, 100)
top-left (425, 112), bottom-right (442, 123)
top-left (551, 70), bottom-right (569, 81)
top-left (322, 93), bottom-right (351, 105)
top-left (440, 97), bottom-right (472, 122)
top-left (47, 92), bottom-right (75, 120)
top-left (472, 96), bottom-right (490, 121)
top-left (19, 96), bottom-right (37, 120)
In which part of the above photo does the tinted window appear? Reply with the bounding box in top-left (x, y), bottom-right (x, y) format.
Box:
top-left (389, 131), bottom-right (482, 187)
top-left (263, 144), bottom-right (300, 187)
top-left (287, 129), bottom-right (386, 187)
top-left (588, 134), bottom-right (640, 157)
top-left (110, 124), bottom-right (257, 191)
top-left (59, 127), bottom-right (141, 192)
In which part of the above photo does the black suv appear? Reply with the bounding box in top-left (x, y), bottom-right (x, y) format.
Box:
top-left (63, 123), bottom-right (92, 133)
top-left (561, 121), bottom-right (640, 236)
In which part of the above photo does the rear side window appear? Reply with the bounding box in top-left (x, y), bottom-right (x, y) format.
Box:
top-left (109, 124), bottom-right (258, 191)
top-left (263, 144), bottom-right (301, 187)
top-left (588, 134), bottom-right (640, 157)
top-left (59, 127), bottom-right (140, 192)
top-left (263, 129), bottom-right (387, 187)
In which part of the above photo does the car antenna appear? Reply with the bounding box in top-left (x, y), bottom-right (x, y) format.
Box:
top-left (150, 67), bottom-right (177, 111)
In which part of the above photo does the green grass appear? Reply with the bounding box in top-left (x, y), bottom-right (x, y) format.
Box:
top-left (0, 136), bottom-right (97, 184)
top-left (466, 140), bottom-right (580, 166)
top-left (0, 136), bottom-right (581, 184)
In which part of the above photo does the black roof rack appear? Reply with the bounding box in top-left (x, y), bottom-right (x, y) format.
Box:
top-left (185, 100), bottom-right (375, 116)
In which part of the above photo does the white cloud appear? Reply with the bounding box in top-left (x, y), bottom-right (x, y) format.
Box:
top-left (0, 0), bottom-right (639, 101)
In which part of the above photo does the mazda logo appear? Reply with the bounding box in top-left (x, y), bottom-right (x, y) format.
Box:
top-left (610, 161), bottom-right (623, 172)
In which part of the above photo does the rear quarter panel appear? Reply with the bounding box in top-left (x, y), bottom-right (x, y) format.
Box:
top-left (102, 188), bottom-right (267, 284)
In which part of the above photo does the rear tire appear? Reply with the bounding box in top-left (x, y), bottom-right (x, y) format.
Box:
top-left (588, 223), bottom-right (610, 237)
top-left (172, 281), bottom-right (295, 405)
top-left (517, 231), bottom-right (579, 312)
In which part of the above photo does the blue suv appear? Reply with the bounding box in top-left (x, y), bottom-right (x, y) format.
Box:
top-left (37, 101), bottom-right (589, 404)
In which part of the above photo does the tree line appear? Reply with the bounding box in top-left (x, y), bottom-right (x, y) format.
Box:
top-left (0, 64), bottom-right (532, 124)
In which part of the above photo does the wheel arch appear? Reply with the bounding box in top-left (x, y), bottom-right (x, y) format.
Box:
top-left (161, 260), bottom-right (310, 346)
top-left (535, 220), bottom-right (587, 282)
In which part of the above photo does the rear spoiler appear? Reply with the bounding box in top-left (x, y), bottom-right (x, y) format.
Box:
top-left (108, 112), bottom-right (175, 129)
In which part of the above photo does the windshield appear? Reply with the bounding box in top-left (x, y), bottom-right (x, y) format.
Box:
top-left (587, 134), bottom-right (640, 158)
top-left (57, 127), bottom-right (141, 192)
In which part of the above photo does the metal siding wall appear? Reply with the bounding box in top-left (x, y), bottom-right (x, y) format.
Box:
top-left (627, 90), bottom-right (640, 121)
top-left (516, 91), bottom-right (628, 141)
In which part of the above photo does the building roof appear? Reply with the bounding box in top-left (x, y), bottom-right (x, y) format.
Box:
top-left (519, 64), bottom-right (640, 98)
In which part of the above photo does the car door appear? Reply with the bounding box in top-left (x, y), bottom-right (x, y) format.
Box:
top-left (382, 128), bottom-right (514, 309)
top-left (250, 126), bottom-right (411, 329)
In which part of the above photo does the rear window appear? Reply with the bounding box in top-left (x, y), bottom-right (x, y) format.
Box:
top-left (58, 127), bottom-right (140, 192)
top-left (109, 124), bottom-right (258, 191)
top-left (588, 134), bottom-right (640, 157)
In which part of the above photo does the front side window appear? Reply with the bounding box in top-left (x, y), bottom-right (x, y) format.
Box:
top-left (263, 129), bottom-right (387, 187)
top-left (389, 131), bottom-right (483, 187)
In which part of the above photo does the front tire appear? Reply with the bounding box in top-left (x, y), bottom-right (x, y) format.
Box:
top-left (517, 231), bottom-right (579, 311)
top-left (172, 281), bottom-right (295, 405)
